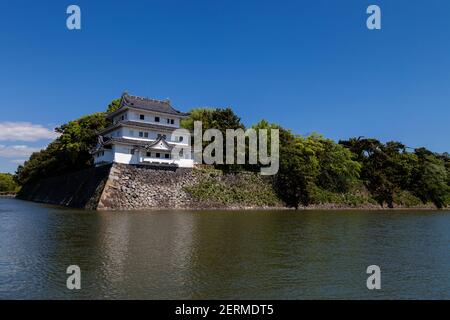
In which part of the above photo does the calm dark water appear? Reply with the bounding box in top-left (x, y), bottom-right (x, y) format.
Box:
top-left (0, 198), bottom-right (449, 299)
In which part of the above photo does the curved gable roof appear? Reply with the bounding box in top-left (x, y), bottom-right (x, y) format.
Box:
top-left (114, 93), bottom-right (188, 117)
top-left (144, 136), bottom-right (173, 151)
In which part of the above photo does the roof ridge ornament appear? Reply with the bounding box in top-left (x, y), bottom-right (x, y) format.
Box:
top-left (127, 94), bottom-right (170, 105)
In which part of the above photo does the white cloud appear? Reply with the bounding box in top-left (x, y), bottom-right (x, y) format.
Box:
top-left (0, 145), bottom-right (42, 158)
top-left (0, 122), bottom-right (59, 142)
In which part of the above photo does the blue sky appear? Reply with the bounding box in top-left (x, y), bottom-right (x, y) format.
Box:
top-left (0, 0), bottom-right (449, 173)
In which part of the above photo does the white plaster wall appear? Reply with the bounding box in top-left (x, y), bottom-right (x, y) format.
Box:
top-left (122, 129), bottom-right (159, 141)
top-left (129, 111), bottom-right (181, 128)
top-left (113, 112), bottom-right (128, 124)
top-left (138, 156), bottom-right (193, 168)
top-left (94, 149), bottom-right (114, 165)
top-left (175, 159), bottom-right (194, 168)
top-left (113, 144), bottom-right (139, 164)
top-left (95, 142), bottom-right (193, 168)
top-left (120, 128), bottom-right (189, 146)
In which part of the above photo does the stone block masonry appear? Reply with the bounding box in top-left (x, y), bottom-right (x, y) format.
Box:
top-left (16, 164), bottom-right (112, 209)
top-left (97, 163), bottom-right (203, 210)
top-left (18, 163), bottom-right (283, 210)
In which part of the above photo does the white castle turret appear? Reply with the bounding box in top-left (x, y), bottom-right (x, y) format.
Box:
top-left (92, 93), bottom-right (194, 168)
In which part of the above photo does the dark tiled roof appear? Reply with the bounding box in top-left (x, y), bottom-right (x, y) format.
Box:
top-left (123, 120), bottom-right (179, 131)
top-left (103, 137), bottom-right (178, 150)
top-left (111, 93), bottom-right (189, 117)
top-left (99, 120), bottom-right (184, 135)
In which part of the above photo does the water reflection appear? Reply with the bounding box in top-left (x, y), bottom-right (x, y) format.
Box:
top-left (0, 198), bottom-right (449, 299)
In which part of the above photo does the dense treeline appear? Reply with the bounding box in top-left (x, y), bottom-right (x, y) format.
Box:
top-left (15, 99), bottom-right (120, 186)
top-left (182, 108), bottom-right (449, 209)
top-left (0, 173), bottom-right (19, 192)
top-left (14, 100), bottom-right (450, 208)
top-left (15, 112), bottom-right (109, 186)
top-left (339, 139), bottom-right (450, 208)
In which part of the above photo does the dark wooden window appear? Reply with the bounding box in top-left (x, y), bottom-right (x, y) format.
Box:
top-left (139, 114), bottom-right (145, 120)
top-left (155, 116), bottom-right (160, 122)
top-left (156, 153), bottom-right (160, 158)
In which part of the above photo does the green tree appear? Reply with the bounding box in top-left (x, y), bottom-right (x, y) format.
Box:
top-left (0, 173), bottom-right (18, 192)
top-left (106, 98), bottom-right (121, 113)
top-left (210, 108), bottom-right (244, 132)
top-left (313, 135), bottom-right (361, 193)
top-left (181, 107), bottom-right (244, 133)
top-left (181, 107), bottom-right (244, 169)
top-left (411, 148), bottom-right (449, 208)
top-left (276, 135), bottom-right (320, 208)
top-left (15, 141), bottom-right (61, 186)
top-left (251, 119), bottom-right (295, 150)
top-left (339, 138), bottom-right (407, 207)
top-left (339, 139), bottom-right (449, 208)
top-left (16, 102), bottom-right (114, 186)
top-left (55, 112), bottom-right (109, 165)
top-left (180, 108), bottom-right (215, 131)
top-left (252, 125), bottom-right (361, 207)
top-left (249, 119), bottom-right (295, 172)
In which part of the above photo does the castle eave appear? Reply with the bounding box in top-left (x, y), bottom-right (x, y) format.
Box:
top-left (99, 120), bottom-right (183, 135)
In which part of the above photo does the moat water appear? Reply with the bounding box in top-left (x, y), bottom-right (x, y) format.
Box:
top-left (0, 198), bottom-right (449, 299)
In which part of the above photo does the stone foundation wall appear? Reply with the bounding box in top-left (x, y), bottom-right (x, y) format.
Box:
top-left (97, 163), bottom-right (281, 210)
top-left (18, 163), bottom-right (282, 210)
top-left (97, 164), bottom-right (199, 210)
top-left (16, 164), bottom-right (112, 209)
